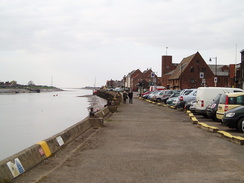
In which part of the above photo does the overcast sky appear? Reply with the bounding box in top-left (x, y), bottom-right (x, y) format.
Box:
top-left (1, 0), bottom-right (244, 88)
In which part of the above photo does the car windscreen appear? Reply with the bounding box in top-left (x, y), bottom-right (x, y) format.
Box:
top-left (184, 90), bottom-right (193, 95)
top-left (213, 94), bottom-right (221, 102)
top-left (219, 94), bottom-right (226, 104)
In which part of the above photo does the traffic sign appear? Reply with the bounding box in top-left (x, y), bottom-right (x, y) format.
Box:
top-left (200, 72), bottom-right (204, 78)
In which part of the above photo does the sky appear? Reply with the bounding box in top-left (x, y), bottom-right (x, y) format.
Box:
top-left (1, 0), bottom-right (244, 88)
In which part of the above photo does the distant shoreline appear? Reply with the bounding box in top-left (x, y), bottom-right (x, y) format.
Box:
top-left (0, 87), bottom-right (63, 94)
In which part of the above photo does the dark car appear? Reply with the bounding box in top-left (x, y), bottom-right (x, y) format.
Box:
top-left (222, 105), bottom-right (244, 132)
top-left (206, 94), bottom-right (222, 121)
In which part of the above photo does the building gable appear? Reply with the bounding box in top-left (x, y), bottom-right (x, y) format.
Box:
top-left (168, 52), bottom-right (215, 89)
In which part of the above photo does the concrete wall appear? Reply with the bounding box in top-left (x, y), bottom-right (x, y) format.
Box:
top-left (0, 91), bottom-right (117, 183)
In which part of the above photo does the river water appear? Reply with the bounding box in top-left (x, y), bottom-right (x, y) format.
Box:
top-left (0, 88), bottom-right (105, 161)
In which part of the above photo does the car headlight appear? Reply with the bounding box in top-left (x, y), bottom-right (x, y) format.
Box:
top-left (225, 113), bottom-right (235, 117)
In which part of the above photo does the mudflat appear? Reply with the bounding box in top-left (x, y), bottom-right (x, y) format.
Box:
top-left (13, 97), bottom-right (244, 183)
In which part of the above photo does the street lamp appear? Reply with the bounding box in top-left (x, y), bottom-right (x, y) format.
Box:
top-left (123, 75), bottom-right (126, 88)
top-left (209, 57), bottom-right (217, 87)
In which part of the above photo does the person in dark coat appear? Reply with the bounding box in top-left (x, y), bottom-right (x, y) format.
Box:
top-left (128, 90), bottom-right (133, 104)
top-left (123, 91), bottom-right (128, 103)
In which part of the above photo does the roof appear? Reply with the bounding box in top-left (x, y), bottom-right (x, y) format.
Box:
top-left (128, 69), bottom-right (142, 77)
top-left (208, 65), bottom-right (229, 76)
top-left (169, 52), bottom-right (197, 80)
top-left (164, 70), bottom-right (175, 76)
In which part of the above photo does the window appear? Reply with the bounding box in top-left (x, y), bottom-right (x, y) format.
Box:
top-left (196, 60), bottom-right (200, 64)
top-left (219, 94), bottom-right (226, 104)
top-left (201, 68), bottom-right (206, 72)
top-left (190, 66), bottom-right (194, 72)
top-left (228, 97), bottom-right (235, 104)
top-left (190, 79), bottom-right (195, 83)
top-left (236, 96), bottom-right (244, 105)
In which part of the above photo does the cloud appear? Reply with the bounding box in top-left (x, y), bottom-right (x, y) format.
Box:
top-left (0, 0), bottom-right (244, 87)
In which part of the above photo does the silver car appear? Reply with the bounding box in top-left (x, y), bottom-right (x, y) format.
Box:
top-left (176, 89), bottom-right (197, 109)
top-left (155, 90), bottom-right (181, 103)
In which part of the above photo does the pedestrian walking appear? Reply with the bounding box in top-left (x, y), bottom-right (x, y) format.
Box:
top-left (123, 91), bottom-right (128, 104)
top-left (128, 90), bottom-right (133, 104)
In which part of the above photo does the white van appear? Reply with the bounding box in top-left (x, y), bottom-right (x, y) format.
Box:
top-left (195, 87), bottom-right (243, 115)
top-left (149, 86), bottom-right (165, 91)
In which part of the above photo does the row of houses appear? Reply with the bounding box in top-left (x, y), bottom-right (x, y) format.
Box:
top-left (106, 68), bottom-right (157, 91)
top-left (106, 51), bottom-right (244, 91)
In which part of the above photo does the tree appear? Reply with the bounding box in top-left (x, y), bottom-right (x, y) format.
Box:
top-left (10, 80), bottom-right (17, 85)
top-left (28, 81), bottom-right (35, 86)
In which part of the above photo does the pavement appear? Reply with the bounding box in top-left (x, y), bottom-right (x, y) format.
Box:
top-left (13, 96), bottom-right (244, 183)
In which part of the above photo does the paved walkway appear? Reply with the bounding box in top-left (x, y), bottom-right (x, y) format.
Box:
top-left (14, 97), bottom-right (244, 183)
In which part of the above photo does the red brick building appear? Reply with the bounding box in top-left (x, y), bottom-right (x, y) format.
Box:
top-left (208, 65), bottom-right (233, 87)
top-left (125, 69), bottom-right (143, 91)
top-left (142, 69), bottom-right (160, 88)
top-left (106, 79), bottom-right (123, 88)
top-left (161, 52), bottom-right (235, 89)
top-left (161, 55), bottom-right (178, 88)
top-left (124, 69), bottom-right (160, 91)
top-left (169, 52), bottom-right (215, 89)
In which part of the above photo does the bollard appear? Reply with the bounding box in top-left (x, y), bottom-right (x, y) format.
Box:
top-left (89, 107), bottom-right (95, 117)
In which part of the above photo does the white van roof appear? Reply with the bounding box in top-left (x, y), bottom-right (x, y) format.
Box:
top-left (198, 87), bottom-right (243, 90)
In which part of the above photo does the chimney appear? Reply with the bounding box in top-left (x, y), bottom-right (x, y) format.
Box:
top-left (162, 55), bottom-right (172, 76)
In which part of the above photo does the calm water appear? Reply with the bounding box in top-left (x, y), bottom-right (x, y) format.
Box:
top-left (0, 89), bottom-right (102, 161)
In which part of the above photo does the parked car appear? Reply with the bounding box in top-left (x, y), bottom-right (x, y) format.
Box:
top-left (166, 92), bottom-right (181, 106)
top-left (148, 90), bottom-right (161, 100)
top-left (163, 90), bottom-right (181, 103)
top-left (176, 89), bottom-right (197, 109)
top-left (114, 87), bottom-right (123, 92)
top-left (195, 87), bottom-right (243, 116)
top-left (172, 97), bottom-right (179, 107)
top-left (189, 100), bottom-right (197, 112)
top-left (216, 92), bottom-right (244, 121)
top-left (172, 90), bottom-right (190, 107)
top-left (206, 94), bottom-right (222, 121)
top-left (154, 90), bottom-right (180, 103)
top-left (149, 86), bottom-right (165, 91)
top-left (151, 90), bottom-right (165, 102)
top-left (185, 99), bottom-right (197, 111)
top-left (222, 106), bottom-right (244, 132)
top-left (142, 91), bottom-right (152, 99)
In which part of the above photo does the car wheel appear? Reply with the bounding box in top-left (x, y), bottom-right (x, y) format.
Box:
top-left (202, 114), bottom-right (208, 118)
top-left (156, 98), bottom-right (161, 103)
top-left (212, 112), bottom-right (218, 122)
top-left (237, 117), bottom-right (244, 132)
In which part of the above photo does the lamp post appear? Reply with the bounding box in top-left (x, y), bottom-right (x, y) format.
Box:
top-left (123, 75), bottom-right (126, 89)
top-left (209, 57), bottom-right (217, 87)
